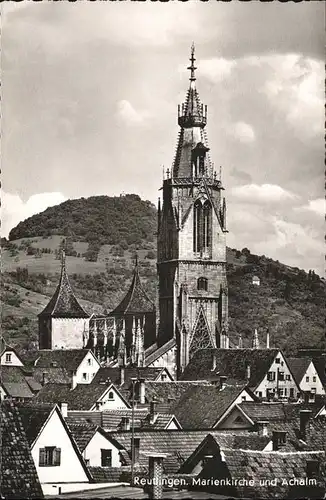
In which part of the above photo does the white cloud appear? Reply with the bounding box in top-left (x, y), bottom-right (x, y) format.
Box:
top-left (229, 121), bottom-right (255, 143)
top-left (231, 184), bottom-right (298, 204)
top-left (1, 191), bottom-right (67, 238)
top-left (299, 198), bottom-right (325, 217)
top-left (199, 57), bottom-right (236, 83)
top-left (116, 100), bottom-right (147, 125)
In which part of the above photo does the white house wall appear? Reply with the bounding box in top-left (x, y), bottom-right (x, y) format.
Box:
top-left (298, 361), bottom-right (325, 395)
top-left (83, 431), bottom-right (121, 467)
top-left (148, 347), bottom-right (177, 380)
top-left (75, 351), bottom-right (100, 385)
top-left (93, 387), bottom-right (129, 411)
top-left (32, 410), bottom-right (89, 484)
top-left (255, 351), bottom-right (299, 400)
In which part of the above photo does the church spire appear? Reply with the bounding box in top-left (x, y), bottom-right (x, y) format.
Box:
top-left (187, 42), bottom-right (197, 85)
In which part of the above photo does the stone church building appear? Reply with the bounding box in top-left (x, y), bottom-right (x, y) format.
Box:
top-left (38, 46), bottom-right (229, 379)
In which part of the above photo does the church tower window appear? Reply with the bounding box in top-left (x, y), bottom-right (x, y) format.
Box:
top-left (193, 200), bottom-right (212, 253)
top-left (197, 277), bottom-right (208, 291)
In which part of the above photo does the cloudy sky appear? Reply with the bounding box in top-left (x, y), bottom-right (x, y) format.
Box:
top-left (2, 1), bottom-right (324, 275)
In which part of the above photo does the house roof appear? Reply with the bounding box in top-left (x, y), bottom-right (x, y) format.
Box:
top-left (34, 381), bottom-right (130, 411)
top-left (0, 399), bottom-right (44, 499)
top-left (67, 409), bottom-right (147, 430)
top-left (17, 404), bottom-right (54, 445)
top-left (181, 348), bottom-right (281, 388)
top-left (34, 348), bottom-right (94, 370)
top-left (0, 366), bottom-right (35, 399)
top-left (287, 357), bottom-right (312, 385)
top-left (172, 385), bottom-right (251, 429)
top-left (312, 356), bottom-right (326, 386)
top-left (1, 346), bottom-right (25, 364)
top-left (33, 366), bottom-right (73, 384)
top-left (38, 252), bottom-right (89, 318)
top-left (66, 421), bottom-right (99, 452)
top-left (110, 430), bottom-right (270, 474)
top-left (93, 366), bottom-right (167, 389)
top-left (239, 402), bottom-right (288, 423)
top-left (110, 258), bottom-right (155, 315)
top-left (145, 338), bottom-right (176, 366)
top-left (144, 381), bottom-right (212, 406)
top-left (203, 449), bottom-right (326, 499)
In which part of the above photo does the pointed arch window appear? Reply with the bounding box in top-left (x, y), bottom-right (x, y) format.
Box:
top-left (193, 199), bottom-right (212, 253)
top-left (197, 277), bottom-right (208, 291)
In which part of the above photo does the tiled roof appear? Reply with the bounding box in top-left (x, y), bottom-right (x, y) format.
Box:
top-left (172, 385), bottom-right (249, 429)
top-left (181, 348), bottom-right (280, 388)
top-left (1, 366), bottom-right (35, 399)
top-left (144, 381), bottom-right (211, 406)
top-left (88, 466), bottom-right (147, 484)
top-left (93, 366), bottom-right (165, 390)
top-left (239, 402), bottom-right (287, 422)
top-left (66, 421), bottom-right (98, 452)
top-left (110, 259), bottom-right (155, 315)
top-left (312, 356), bottom-right (326, 386)
top-left (0, 399), bottom-right (44, 499)
top-left (108, 430), bottom-right (270, 475)
top-left (145, 338), bottom-right (176, 366)
top-left (33, 366), bottom-right (73, 384)
top-left (287, 357), bottom-right (311, 385)
top-left (17, 404), bottom-right (54, 445)
top-left (38, 255), bottom-right (89, 318)
top-left (140, 414), bottom-right (179, 430)
top-left (34, 382), bottom-right (111, 410)
top-left (199, 449), bottom-right (326, 499)
top-left (34, 348), bottom-right (92, 370)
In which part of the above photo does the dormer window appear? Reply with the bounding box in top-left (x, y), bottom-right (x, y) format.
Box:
top-left (108, 391), bottom-right (114, 400)
top-left (197, 277), bottom-right (208, 291)
top-left (5, 353), bottom-right (12, 363)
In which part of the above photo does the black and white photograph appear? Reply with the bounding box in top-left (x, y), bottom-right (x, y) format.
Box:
top-left (1, 1), bottom-right (325, 499)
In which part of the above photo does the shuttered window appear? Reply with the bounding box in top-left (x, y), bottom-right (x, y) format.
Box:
top-left (39, 447), bottom-right (61, 466)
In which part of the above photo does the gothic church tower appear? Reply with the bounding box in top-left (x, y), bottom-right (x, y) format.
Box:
top-left (157, 45), bottom-right (229, 376)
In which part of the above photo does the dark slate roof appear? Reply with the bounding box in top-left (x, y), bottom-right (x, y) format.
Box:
top-left (287, 357), bottom-right (311, 385)
top-left (0, 399), bottom-right (44, 499)
top-left (109, 430), bottom-right (270, 474)
top-left (110, 259), bottom-right (155, 315)
top-left (66, 421), bottom-right (98, 452)
top-left (93, 366), bottom-right (165, 389)
top-left (88, 466), bottom-right (147, 484)
top-left (200, 449), bottom-right (326, 499)
top-left (145, 338), bottom-right (176, 365)
top-left (239, 402), bottom-right (288, 422)
top-left (1, 366), bottom-right (35, 399)
top-left (140, 414), bottom-right (180, 430)
top-left (144, 381), bottom-right (211, 406)
top-left (172, 385), bottom-right (250, 429)
top-left (271, 418), bottom-right (326, 452)
top-left (17, 404), bottom-right (54, 445)
top-left (34, 349), bottom-right (92, 370)
top-left (38, 254), bottom-right (89, 318)
top-left (312, 356), bottom-right (326, 386)
top-left (33, 366), bottom-right (73, 385)
top-left (181, 348), bottom-right (280, 388)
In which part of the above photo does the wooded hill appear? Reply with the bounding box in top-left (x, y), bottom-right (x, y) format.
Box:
top-left (2, 195), bottom-right (325, 355)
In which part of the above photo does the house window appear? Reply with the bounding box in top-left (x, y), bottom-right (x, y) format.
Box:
top-left (257, 392), bottom-right (262, 398)
top-left (39, 447), bottom-right (61, 467)
top-left (306, 376), bottom-right (309, 382)
top-left (290, 388), bottom-right (294, 398)
top-left (197, 277), bottom-right (208, 291)
top-left (87, 358), bottom-right (92, 366)
top-left (108, 391), bottom-right (114, 400)
top-left (278, 372), bottom-right (284, 381)
top-left (283, 388), bottom-right (287, 396)
top-left (85, 459), bottom-right (90, 466)
top-left (267, 371), bottom-right (275, 381)
top-left (101, 449), bottom-right (112, 467)
top-left (241, 395), bottom-right (247, 401)
top-left (278, 388), bottom-right (284, 397)
top-left (161, 374), bottom-right (167, 381)
top-left (82, 373), bottom-right (88, 381)
top-left (313, 376), bottom-right (316, 382)
top-left (5, 353), bottom-right (12, 363)
top-left (286, 375), bottom-right (291, 381)
top-left (275, 358), bottom-right (280, 364)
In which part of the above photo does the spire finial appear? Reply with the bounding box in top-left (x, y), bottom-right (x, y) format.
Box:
top-left (187, 42), bottom-right (197, 84)
top-left (61, 248), bottom-right (66, 272)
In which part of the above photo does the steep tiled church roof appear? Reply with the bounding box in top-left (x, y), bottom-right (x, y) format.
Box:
top-left (110, 257), bottom-right (155, 315)
top-left (38, 252), bottom-right (89, 318)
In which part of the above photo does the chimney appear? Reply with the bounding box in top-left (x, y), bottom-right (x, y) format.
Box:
top-left (211, 353), bottom-right (217, 371)
top-left (119, 366), bottom-right (125, 386)
top-left (42, 371), bottom-right (49, 386)
top-left (60, 402), bottom-right (68, 418)
top-left (139, 378), bottom-right (146, 405)
top-left (257, 420), bottom-right (269, 437)
top-left (299, 410), bottom-right (312, 440)
top-left (150, 398), bottom-right (158, 424)
top-left (148, 454), bottom-right (166, 499)
top-left (272, 430), bottom-right (287, 451)
top-left (219, 376), bottom-right (227, 390)
top-left (246, 363), bottom-right (251, 382)
top-left (131, 437), bottom-right (140, 465)
top-left (121, 417), bottom-right (130, 431)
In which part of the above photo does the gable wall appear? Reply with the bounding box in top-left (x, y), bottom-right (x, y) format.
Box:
top-left (94, 387), bottom-right (129, 411)
top-left (75, 352), bottom-right (100, 385)
top-left (32, 410), bottom-right (89, 484)
top-left (214, 389), bottom-right (255, 429)
top-left (0, 350), bottom-right (23, 366)
top-left (148, 347), bottom-right (177, 380)
top-left (84, 432), bottom-right (121, 467)
top-left (298, 361), bottom-right (325, 395)
top-left (255, 352), bottom-right (299, 399)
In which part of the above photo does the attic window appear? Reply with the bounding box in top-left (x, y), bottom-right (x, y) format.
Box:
top-left (197, 277), bottom-right (208, 291)
top-left (234, 416), bottom-right (245, 424)
top-left (108, 391), bottom-right (114, 400)
top-left (87, 358), bottom-right (92, 366)
top-left (39, 447), bottom-right (61, 467)
top-left (5, 353), bottom-right (12, 363)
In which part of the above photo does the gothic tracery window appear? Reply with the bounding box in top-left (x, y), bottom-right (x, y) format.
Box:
top-left (193, 199), bottom-right (212, 253)
top-left (197, 277), bottom-right (208, 291)
top-left (189, 310), bottom-right (212, 358)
